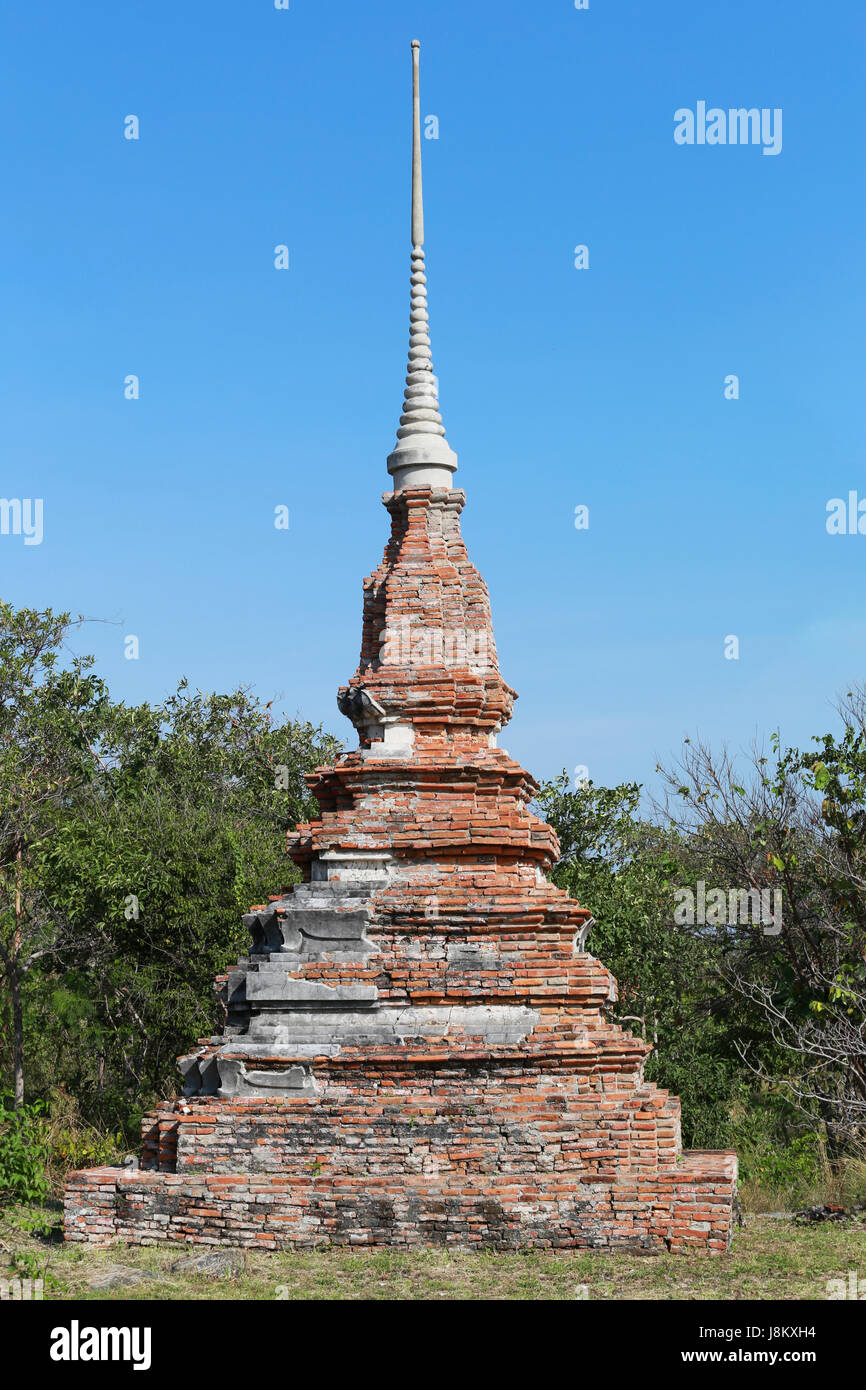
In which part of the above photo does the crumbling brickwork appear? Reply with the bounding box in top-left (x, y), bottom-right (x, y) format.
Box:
top-left (64, 488), bottom-right (737, 1253)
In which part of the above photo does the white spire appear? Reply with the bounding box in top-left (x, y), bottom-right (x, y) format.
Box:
top-left (387, 40), bottom-right (458, 491)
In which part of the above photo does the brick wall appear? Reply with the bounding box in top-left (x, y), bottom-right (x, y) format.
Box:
top-left (65, 1151), bottom-right (736, 1253)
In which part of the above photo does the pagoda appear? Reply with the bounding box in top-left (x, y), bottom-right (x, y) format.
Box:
top-left (65, 43), bottom-right (737, 1253)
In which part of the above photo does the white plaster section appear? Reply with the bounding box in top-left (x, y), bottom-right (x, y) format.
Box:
top-left (389, 1004), bottom-right (539, 1045)
top-left (216, 1059), bottom-right (321, 1099)
top-left (240, 1003), bottom-right (540, 1051)
top-left (311, 850), bottom-right (394, 884)
top-left (383, 720), bottom-right (415, 751)
top-left (359, 721), bottom-right (416, 759)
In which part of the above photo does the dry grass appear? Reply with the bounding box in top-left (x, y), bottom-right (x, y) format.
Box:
top-left (2, 1203), bottom-right (866, 1301)
top-left (738, 1150), bottom-right (866, 1215)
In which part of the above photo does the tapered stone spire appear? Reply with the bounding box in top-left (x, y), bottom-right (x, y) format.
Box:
top-left (387, 40), bottom-right (458, 491)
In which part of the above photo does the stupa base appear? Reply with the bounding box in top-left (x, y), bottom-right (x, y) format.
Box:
top-left (64, 1097), bottom-right (737, 1255)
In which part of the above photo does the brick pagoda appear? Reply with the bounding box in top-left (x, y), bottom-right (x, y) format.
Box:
top-left (65, 42), bottom-right (737, 1253)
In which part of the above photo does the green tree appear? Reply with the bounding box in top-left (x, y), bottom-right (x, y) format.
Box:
top-left (0, 599), bottom-right (341, 1135)
top-left (34, 681), bottom-right (340, 1132)
top-left (0, 603), bottom-right (107, 1108)
top-left (658, 696), bottom-right (866, 1153)
top-left (537, 775), bottom-right (744, 1147)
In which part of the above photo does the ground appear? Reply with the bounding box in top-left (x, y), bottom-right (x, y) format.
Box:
top-left (2, 1205), bottom-right (865, 1300)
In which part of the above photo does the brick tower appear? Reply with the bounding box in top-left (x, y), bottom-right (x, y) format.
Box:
top-left (65, 42), bottom-right (737, 1253)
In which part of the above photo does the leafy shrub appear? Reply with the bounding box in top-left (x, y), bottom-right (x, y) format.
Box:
top-left (738, 1132), bottom-right (823, 1192)
top-left (40, 1087), bottom-right (126, 1190)
top-left (50, 1126), bottom-right (123, 1179)
top-left (0, 1095), bottom-right (51, 1204)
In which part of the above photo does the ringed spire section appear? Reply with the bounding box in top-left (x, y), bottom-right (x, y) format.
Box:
top-left (387, 39), bottom-right (458, 492)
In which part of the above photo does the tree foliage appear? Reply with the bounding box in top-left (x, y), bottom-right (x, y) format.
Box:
top-left (536, 777), bottom-right (743, 1148)
top-left (0, 603), bottom-right (340, 1136)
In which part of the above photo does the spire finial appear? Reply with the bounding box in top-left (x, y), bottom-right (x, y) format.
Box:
top-left (411, 40), bottom-right (424, 248)
top-left (387, 40), bottom-right (458, 491)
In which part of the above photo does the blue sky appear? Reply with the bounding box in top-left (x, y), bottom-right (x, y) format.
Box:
top-left (2, 0), bottom-right (864, 792)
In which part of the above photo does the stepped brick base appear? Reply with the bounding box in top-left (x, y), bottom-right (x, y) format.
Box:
top-left (64, 1156), bottom-right (736, 1253)
top-left (64, 1088), bottom-right (737, 1253)
top-left (65, 1165), bottom-right (736, 1257)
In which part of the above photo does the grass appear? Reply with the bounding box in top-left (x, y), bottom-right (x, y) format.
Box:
top-left (738, 1178), bottom-right (866, 1215)
top-left (2, 1202), bottom-right (866, 1300)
